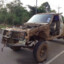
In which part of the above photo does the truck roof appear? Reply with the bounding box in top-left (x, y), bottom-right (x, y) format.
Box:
top-left (36, 13), bottom-right (61, 15)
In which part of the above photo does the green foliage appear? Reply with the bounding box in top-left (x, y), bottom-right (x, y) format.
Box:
top-left (28, 5), bottom-right (46, 16)
top-left (0, 8), bottom-right (8, 24)
top-left (42, 2), bottom-right (51, 12)
top-left (0, 1), bottom-right (52, 26)
top-left (51, 10), bottom-right (56, 13)
top-left (0, 0), bottom-right (30, 26)
top-left (0, 1), bottom-right (63, 26)
top-left (37, 5), bottom-right (46, 13)
top-left (28, 5), bottom-right (36, 16)
top-left (28, 2), bottom-right (51, 16)
top-left (6, 1), bottom-right (30, 25)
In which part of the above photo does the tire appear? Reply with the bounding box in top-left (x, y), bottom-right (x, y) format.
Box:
top-left (10, 46), bottom-right (21, 51)
top-left (33, 41), bottom-right (48, 63)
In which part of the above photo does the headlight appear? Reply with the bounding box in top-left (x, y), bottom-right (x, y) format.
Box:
top-left (6, 31), bottom-right (11, 36)
top-left (3, 30), bottom-right (11, 37)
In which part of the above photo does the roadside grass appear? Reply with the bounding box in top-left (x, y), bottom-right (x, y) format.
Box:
top-left (0, 24), bottom-right (12, 29)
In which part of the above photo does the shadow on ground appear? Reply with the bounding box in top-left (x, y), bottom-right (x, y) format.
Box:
top-left (15, 48), bottom-right (38, 64)
top-left (50, 39), bottom-right (64, 44)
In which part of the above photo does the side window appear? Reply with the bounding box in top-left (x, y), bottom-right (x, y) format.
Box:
top-left (59, 15), bottom-right (64, 35)
top-left (53, 15), bottom-right (59, 21)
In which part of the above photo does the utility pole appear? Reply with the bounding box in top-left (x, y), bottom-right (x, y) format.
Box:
top-left (58, 6), bottom-right (61, 13)
top-left (46, 6), bottom-right (48, 13)
top-left (36, 0), bottom-right (37, 14)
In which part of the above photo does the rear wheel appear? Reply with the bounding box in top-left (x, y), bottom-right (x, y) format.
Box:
top-left (33, 41), bottom-right (48, 63)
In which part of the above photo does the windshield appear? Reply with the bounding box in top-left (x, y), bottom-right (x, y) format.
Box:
top-left (27, 14), bottom-right (53, 23)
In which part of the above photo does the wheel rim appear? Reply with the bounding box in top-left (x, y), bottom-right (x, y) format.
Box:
top-left (37, 44), bottom-right (47, 61)
top-left (40, 46), bottom-right (47, 58)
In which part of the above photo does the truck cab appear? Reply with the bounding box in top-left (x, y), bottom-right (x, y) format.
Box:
top-left (26, 13), bottom-right (64, 40)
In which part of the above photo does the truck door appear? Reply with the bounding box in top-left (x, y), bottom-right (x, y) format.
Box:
top-left (59, 15), bottom-right (64, 35)
top-left (50, 15), bottom-right (60, 35)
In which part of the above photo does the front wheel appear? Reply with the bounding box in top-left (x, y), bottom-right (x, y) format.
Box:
top-left (33, 41), bottom-right (48, 63)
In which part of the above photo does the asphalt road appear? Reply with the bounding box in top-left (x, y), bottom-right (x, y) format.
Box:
top-left (0, 35), bottom-right (64, 64)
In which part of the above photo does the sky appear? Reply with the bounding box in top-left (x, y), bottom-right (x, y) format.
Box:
top-left (3, 0), bottom-right (64, 15)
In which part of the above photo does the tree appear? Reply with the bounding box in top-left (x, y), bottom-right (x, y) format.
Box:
top-left (40, 2), bottom-right (51, 12)
top-left (0, 8), bottom-right (8, 24)
top-left (6, 1), bottom-right (30, 25)
top-left (51, 10), bottom-right (56, 13)
top-left (28, 5), bottom-right (36, 16)
top-left (0, 1), bottom-right (58, 26)
top-left (28, 5), bottom-right (46, 16)
top-left (28, 2), bottom-right (51, 16)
